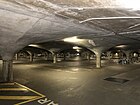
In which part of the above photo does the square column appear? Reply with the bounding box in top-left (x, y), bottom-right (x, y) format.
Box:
top-left (2, 60), bottom-right (13, 82)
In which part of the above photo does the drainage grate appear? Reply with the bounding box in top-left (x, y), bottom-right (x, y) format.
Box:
top-left (104, 77), bottom-right (130, 83)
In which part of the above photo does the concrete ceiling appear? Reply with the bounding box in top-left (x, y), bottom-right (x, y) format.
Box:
top-left (0, 0), bottom-right (140, 59)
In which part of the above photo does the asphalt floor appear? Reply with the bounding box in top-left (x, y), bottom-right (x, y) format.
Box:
top-left (0, 58), bottom-right (140, 105)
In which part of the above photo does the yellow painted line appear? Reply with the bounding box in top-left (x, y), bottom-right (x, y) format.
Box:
top-left (0, 88), bottom-right (28, 91)
top-left (14, 82), bottom-right (45, 105)
top-left (15, 82), bottom-right (45, 97)
top-left (0, 82), bottom-right (15, 85)
top-left (0, 82), bottom-right (45, 105)
top-left (0, 96), bottom-right (39, 100)
top-left (15, 96), bottom-right (45, 105)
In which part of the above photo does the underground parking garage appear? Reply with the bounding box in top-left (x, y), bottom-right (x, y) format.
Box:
top-left (0, 0), bottom-right (140, 105)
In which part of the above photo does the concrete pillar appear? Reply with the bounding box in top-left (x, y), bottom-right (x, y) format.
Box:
top-left (124, 50), bottom-right (132, 63)
top-left (33, 53), bottom-right (37, 59)
top-left (53, 53), bottom-right (57, 63)
top-left (95, 52), bottom-right (101, 68)
top-left (90, 47), bottom-right (103, 68)
top-left (125, 52), bottom-right (130, 60)
top-left (29, 54), bottom-right (33, 62)
top-left (119, 51), bottom-right (123, 59)
top-left (27, 51), bottom-right (33, 62)
top-left (63, 53), bottom-right (66, 61)
top-left (87, 53), bottom-right (91, 61)
top-left (49, 49), bottom-right (60, 63)
top-left (44, 52), bottom-right (48, 60)
top-left (0, 42), bottom-right (35, 83)
top-left (2, 60), bottom-right (13, 82)
top-left (15, 53), bottom-right (18, 60)
top-left (107, 51), bottom-right (111, 60)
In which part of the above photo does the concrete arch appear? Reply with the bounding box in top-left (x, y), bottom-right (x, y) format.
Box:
top-left (58, 47), bottom-right (93, 61)
top-left (19, 45), bottom-right (54, 62)
top-left (86, 45), bottom-right (125, 68)
top-left (26, 45), bottom-right (53, 57)
top-left (15, 46), bottom-right (54, 62)
top-left (16, 50), bottom-right (33, 62)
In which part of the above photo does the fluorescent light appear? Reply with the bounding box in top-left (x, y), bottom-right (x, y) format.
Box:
top-left (28, 44), bottom-right (39, 47)
top-left (116, 45), bottom-right (127, 48)
top-left (63, 36), bottom-right (84, 43)
top-left (115, 53), bottom-right (118, 56)
top-left (76, 49), bottom-right (80, 52)
top-left (73, 46), bottom-right (82, 50)
top-left (77, 53), bottom-right (80, 56)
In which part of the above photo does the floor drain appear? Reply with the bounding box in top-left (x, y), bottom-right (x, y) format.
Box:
top-left (104, 77), bottom-right (129, 83)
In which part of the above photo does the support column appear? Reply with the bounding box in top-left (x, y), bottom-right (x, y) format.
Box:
top-left (44, 52), bottom-right (48, 60)
top-left (107, 51), bottom-right (111, 60)
top-left (29, 53), bottom-right (33, 62)
top-left (15, 53), bottom-right (18, 60)
top-left (90, 47), bottom-right (103, 69)
top-left (87, 53), bottom-right (91, 61)
top-left (49, 49), bottom-right (60, 63)
top-left (53, 53), bottom-right (57, 63)
top-left (124, 50), bottom-right (131, 64)
top-left (27, 51), bottom-right (33, 62)
top-left (2, 60), bottom-right (13, 82)
top-left (63, 53), bottom-right (66, 61)
top-left (95, 52), bottom-right (101, 68)
top-left (126, 52), bottom-right (130, 61)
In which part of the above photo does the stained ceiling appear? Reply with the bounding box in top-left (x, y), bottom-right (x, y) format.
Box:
top-left (0, 0), bottom-right (140, 59)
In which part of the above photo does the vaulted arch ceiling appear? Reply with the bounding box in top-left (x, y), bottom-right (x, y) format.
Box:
top-left (0, 0), bottom-right (140, 59)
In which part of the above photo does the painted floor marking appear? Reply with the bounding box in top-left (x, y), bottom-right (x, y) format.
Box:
top-left (0, 96), bottom-right (39, 100)
top-left (0, 88), bottom-right (28, 91)
top-left (15, 82), bottom-right (45, 105)
top-left (0, 82), bottom-right (45, 105)
top-left (0, 82), bottom-right (15, 85)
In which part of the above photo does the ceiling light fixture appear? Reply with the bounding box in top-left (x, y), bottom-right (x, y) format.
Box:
top-left (28, 44), bottom-right (39, 47)
top-left (73, 46), bottom-right (82, 50)
top-left (116, 45), bottom-right (127, 48)
top-left (63, 36), bottom-right (84, 43)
